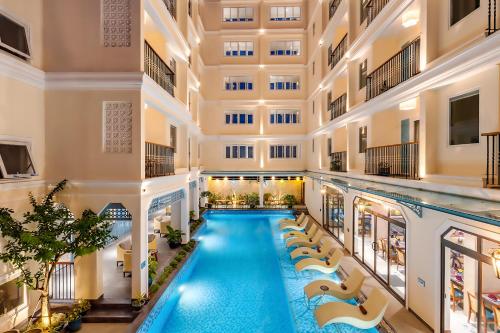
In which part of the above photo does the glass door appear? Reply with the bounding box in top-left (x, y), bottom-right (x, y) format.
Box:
top-left (324, 188), bottom-right (345, 245)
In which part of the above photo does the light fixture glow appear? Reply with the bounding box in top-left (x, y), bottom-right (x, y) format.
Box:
top-left (399, 98), bottom-right (417, 111)
top-left (240, 176), bottom-right (244, 181)
top-left (259, 64), bottom-right (265, 69)
top-left (491, 249), bottom-right (500, 279)
top-left (196, 37), bottom-right (201, 44)
top-left (224, 176), bottom-right (228, 181)
top-left (272, 176), bottom-right (275, 181)
top-left (259, 28), bottom-right (266, 34)
top-left (258, 99), bottom-right (265, 105)
top-left (179, 285), bottom-right (186, 292)
top-left (319, 39), bottom-right (324, 46)
top-left (320, 188), bottom-right (326, 195)
top-left (402, 12), bottom-right (419, 28)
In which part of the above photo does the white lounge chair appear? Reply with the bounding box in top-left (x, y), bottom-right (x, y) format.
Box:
top-left (283, 219), bottom-right (316, 239)
top-left (314, 287), bottom-right (389, 329)
top-left (295, 248), bottom-right (343, 274)
top-left (279, 213), bottom-right (306, 229)
top-left (281, 216), bottom-right (312, 232)
top-left (279, 213), bottom-right (306, 226)
top-left (290, 237), bottom-right (336, 260)
top-left (286, 229), bottom-right (325, 249)
top-left (304, 268), bottom-right (366, 300)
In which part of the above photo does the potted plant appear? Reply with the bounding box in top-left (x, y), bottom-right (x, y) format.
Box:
top-left (246, 192), bottom-right (260, 209)
top-left (166, 225), bottom-right (184, 249)
top-left (148, 257), bottom-right (158, 286)
top-left (378, 162), bottom-right (391, 176)
top-left (66, 307), bottom-right (82, 332)
top-left (282, 194), bottom-right (297, 209)
top-left (131, 294), bottom-right (148, 311)
top-left (76, 299), bottom-right (91, 316)
top-left (200, 191), bottom-right (212, 208)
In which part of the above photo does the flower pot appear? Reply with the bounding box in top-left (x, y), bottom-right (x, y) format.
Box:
top-left (168, 242), bottom-right (181, 249)
top-left (66, 317), bottom-right (82, 332)
top-left (207, 203), bottom-right (212, 209)
top-left (250, 204), bottom-right (256, 209)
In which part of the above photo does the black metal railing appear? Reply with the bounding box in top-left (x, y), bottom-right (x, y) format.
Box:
top-left (145, 142), bottom-right (175, 178)
top-left (482, 132), bottom-right (500, 188)
top-left (144, 41), bottom-right (175, 97)
top-left (365, 142), bottom-right (419, 179)
top-left (486, 0), bottom-right (498, 36)
top-left (330, 34), bottom-right (348, 70)
top-left (329, 93), bottom-right (347, 120)
top-left (330, 151), bottom-right (347, 172)
top-left (163, 0), bottom-right (176, 20)
top-left (329, 0), bottom-right (343, 20)
top-left (49, 262), bottom-right (75, 300)
top-left (366, 0), bottom-right (390, 26)
top-left (366, 37), bottom-right (420, 101)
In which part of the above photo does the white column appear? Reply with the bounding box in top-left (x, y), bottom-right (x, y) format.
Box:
top-left (131, 199), bottom-right (148, 299)
top-left (193, 180), bottom-right (200, 220)
top-left (259, 176), bottom-right (264, 207)
top-left (74, 251), bottom-right (102, 299)
top-left (181, 185), bottom-right (190, 243)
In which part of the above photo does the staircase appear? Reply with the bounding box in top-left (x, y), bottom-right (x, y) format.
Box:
top-left (83, 299), bottom-right (138, 323)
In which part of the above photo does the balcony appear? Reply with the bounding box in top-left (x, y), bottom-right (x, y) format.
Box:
top-left (366, 37), bottom-right (420, 101)
top-left (328, 93), bottom-right (347, 120)
top-left (330, 151), bottom-right (347, 172)
top-left (365, 142), bottom-right (419, 180)
top-left (486, 0), bottom-right (499, 36)
top-left (144, 41), bottom-right (176, 97)
top-left (163, 0), bottom-right (176, 20)
top-left (482, 131), bottom-right (500, 188)
top-left (365, 0), bottom-right (390, 26)
top-left (328, 34), bottom-right (348, 70)
top-left (145, 142), bottom-right (175, 178)
top-left (329, 0), bottom-right (343, 20)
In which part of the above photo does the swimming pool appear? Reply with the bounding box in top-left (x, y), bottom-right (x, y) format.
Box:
top-left (138, 210), bottom-right (380, 333)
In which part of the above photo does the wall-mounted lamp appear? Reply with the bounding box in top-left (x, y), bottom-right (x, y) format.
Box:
top-left (491, 249), bottom-right (500, 279)
top-left (320, 188), bottom-right (326, 195)
top-left (402, 12), bottom-right (419, 28)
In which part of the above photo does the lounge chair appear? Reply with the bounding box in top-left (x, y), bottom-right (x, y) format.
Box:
top-left (280, 215), bottom-right (310, 231)
top-left (116, 240), bottom-right (131, 266)
top-left (279, 213), bottom-right (306, 228)
top-left (304, 268), bottom-right (366, 300)
top-left (314, 288), bottom-right (389, 329)
top-left (159, 220), bottom-right (171, 237)
top-left (290, 238), bottom-right (336, 260)
top-left (295, 248), bottom-right (343, 274)
top-left (286, 229), bottom-right (325, 249)
top-left (123, 252), bottom-right (132, 277)
top-left (283, 219), bottom-right (316, 239)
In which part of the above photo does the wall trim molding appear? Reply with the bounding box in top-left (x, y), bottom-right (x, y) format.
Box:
top-left (0, 53), bottom-right (45, 89)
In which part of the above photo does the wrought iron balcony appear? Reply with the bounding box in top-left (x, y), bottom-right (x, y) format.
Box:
top-left (145, 142), bottom-right (175, 178)
top-left (163, 0), bottom-right (176, 20)
top-left (329, 0), bottom-right (343, 20)
top-left (365, 142), bottom-right (419, 180)
top-left (329, 93), bottom-right (347, 120)
top-left (486, 0), bottom-right (498, 36)
top-left (329, 34), bottom-right (348, 70)
top-left (330, 151), bottom-right (347, 172)
top-left (144, 41), bottom-right (175, 97)
top-left (366, 37), bottom-right (420, 101)
top-left (365, 0), bottom-right (390, 26)
top-left (482, 132), bottom-right (500, 188)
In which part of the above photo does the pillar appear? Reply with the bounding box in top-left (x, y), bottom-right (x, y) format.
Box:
top-left (181, 185), bottom-right (190, 243)
top-left (131, 199), bottom-right (148, 299)
top-left (259, 176), bottom-right (264, 207)
top-left (74, 252), bottom-right (102, 299)
top-left (193, 180), bottom-right (200, 220)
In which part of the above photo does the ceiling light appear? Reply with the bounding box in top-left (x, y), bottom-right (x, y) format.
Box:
top-left (399, 98), bottom-right (417, 110)
top-left (402, 12), bottom-right (419, 28)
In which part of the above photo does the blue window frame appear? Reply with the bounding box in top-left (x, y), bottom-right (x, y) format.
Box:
top-left (226, 146), bottom-right (231, 158)
top-left (225, 114), bottom-right (231, 124)
top-left (270, 144), bottom-right (299, 159)
top-left (270, 114), bottom-right (275, 124)
top-left (270, 146), bottom-right (275, 158)
top-left (239, 114), bottom-right (246, 124)
top-left (248, 146), bottom-right (254, 158)
top-left (232, 146), bottom-right (238, 157)
top-left (248, 114), bottom-right (253, 124)
top-left (232, 114), bottom-right (238, 123)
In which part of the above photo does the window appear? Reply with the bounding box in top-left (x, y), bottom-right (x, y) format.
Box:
top-left (0, 142), bottom-right (36, 179)
top-left (312, 101), bottom-right (315, 114)
top-left (0, 277), bottom-right (25, 315)
top-left (270, 110), bottom-right (300, 124)
top-left (270, 145), bottom-right (298, 159)
top-left (224, 76), bottom-right (253, 91)
top-left (359, 126), bottom-right (367, 153)
top-left (225, 112), bottom-right (254, 125)
top-left (312, 139), bottom-right (315, 153)
top-left (225, 145), bottom-right (254, 159)
top-left (327, 92), bottom-right (332, 110)
top-left (269, 40), bottom-right (300, 56)
top-left (449, 91), bottom-right (479, 145)
top-left (312, 23), bottom-right (316, 36)
top-left (188, 0), bottom-right (192, 17)
top-left (359, 59), bottom-right (367, 89)
top-left (327, 138), bottom-right (332, 155)
top-left (224, 41), bottom-right (254, 57)
top-left (312, 61), bottom-right (315, 75)
top-left (270, 6), bottom-right (301, 21)
top-left (0, 12), bottom-right (30, 60)
top-left (450, 0), bottom-right (480, 26)
top-left (269, 75), bottom-right (300, 90)
top-left (223, 7), bottom-right (254, 22)
top-left (169, 125), bottom-right (177, 152)
top-left (328, 45), bottom-right (333, 66)
top-left (360, 0), bottom-right (370, 23)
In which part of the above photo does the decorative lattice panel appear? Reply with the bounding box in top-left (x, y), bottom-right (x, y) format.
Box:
top-left (102, 0), bottom-right (131, 47)
top-left (103, 101), bottom-right (133, 153)
top-left (148, 189), bottom-right (185, 215)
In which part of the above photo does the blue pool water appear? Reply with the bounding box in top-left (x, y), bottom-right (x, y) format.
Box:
top-left (138, 210), bottom-right (379, 333)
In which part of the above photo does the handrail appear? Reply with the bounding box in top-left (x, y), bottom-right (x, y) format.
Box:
top-left (162, 0), bottom-right (176, 20)
top-left (365, 142), bottom-right (419, 179)
top-left (330, 34), bottom-right (348, 70)
top-left (486, 0), bottom-right (498, 36)
top-left (329, 93), bottom-right (347, 120)
top-left (144, 41), bottom-right (176, 97)
top-left (49, 261), bottom-right (75, 300)
top-left (365, 0), bottom-right (390, 26)
top-left (329, 0), bottom-right (343, 20)
top-left (482, 131), bottom-right (500, 188)
top-left (330, 151), bottom-right (347, 172)
top-left (367, 141), bottom-right (418, 149)
top-left (145, 141), bottom-right (175, 178)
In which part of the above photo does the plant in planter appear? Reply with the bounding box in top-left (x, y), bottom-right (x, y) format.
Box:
top-left (378, 162), bottom-right (391, 176)
top-left (282, 194), bottom-right (297, 208)
top-left (66, 306), bottom-right (83, 332)
top-left (200, 191), bottom-right (213, 208)
top-left (166, 226), bottom-right (184, 249)
top-left (131, 294), bottom-right (148, 311)
top-left (331, 158), bottom-right (342, 172)
top-left (148, 257), bottom-right (158, 286)
top-left (246, 192), bottom-right (260, 209)
top-left (75, 299), bottom-right (91, 316)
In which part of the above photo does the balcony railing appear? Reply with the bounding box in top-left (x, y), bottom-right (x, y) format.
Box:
top-left (49, 262), bottom-right (75, 300)
top-left (329, 93), bottom-right (347, 120)
top-left (365, 0), bottom-right (390, 26)
top-left (329, 0), bottom-right (343, 20)
top-left (330, 151), bottom-right (347, 172)
top-left (330, 34), bottom-right (348, 70)
top-left (145, 142), bottom-right (175, 178)
top-left (144, 41), bottom-right (175, 97)
top-left (365, 142), bottom-right (419, 179)
top-left (163, 0), bottom-right (176, 20)
top-left (482, 132), bottom-right (500, 188)
top-left (486, 0), bottom-right (498, 36)
top-left (366, 37), bottom-right (420, 101)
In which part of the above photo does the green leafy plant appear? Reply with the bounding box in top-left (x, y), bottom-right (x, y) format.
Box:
top-left (149, 283), bottom-right (160, 295)
top-left (148, 257), bottom-right (158, 280)
top-left (0, 180), bottom-right (115, 328)
top-left (170, 261), bottom-right (178, 269)
top-left (282, 194), bottom-right (297, 208)
top-left (166, 225), bottom-right (184, 248)
top-left (131, 293), bottom-right (149, 310)
top-left (246, 192), bottom-right (260, 208)
top-left (189, 210), bottom-right (195, 221)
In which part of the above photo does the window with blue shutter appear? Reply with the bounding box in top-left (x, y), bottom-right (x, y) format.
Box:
top-left (270, 114), bottom-right (275, 124)
top-left (248, 146), bottom-right (254, 158)
top-left (239, 114), bottom-right (246, 124)
top-left (225, 114), bottom-right (231, 124)
top-left (226, 146), bottom-right (231, 158)
top-left (247, 114), bottom-right (253, 124)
